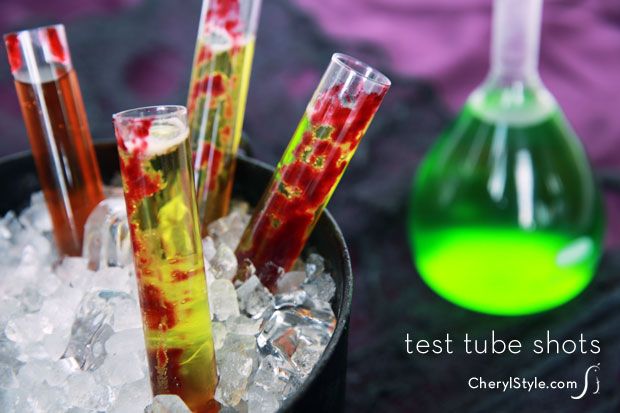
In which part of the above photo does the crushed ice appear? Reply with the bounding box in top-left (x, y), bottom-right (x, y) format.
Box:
top-left (0, 191), bottom-right (337, 412)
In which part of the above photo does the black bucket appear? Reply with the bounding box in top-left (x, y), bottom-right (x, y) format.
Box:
top-left (0, 141), bottom-right (353, 413)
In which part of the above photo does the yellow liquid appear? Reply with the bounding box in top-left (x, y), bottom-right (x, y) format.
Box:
top-left (119, 136), bottom-right (218, 412)
top-left (416, 228), bottom-right (597, 315)
top-left (187, 37), bottom-right (256, 232)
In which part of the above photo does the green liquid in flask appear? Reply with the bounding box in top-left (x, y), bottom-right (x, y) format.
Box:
top-left (408, 0), bottom-right (605, 315)
top-left (410, 100), bottom-right (605, 315)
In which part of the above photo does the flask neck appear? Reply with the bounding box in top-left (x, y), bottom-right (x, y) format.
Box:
top-left (487, 0), bottom-right (543, 88)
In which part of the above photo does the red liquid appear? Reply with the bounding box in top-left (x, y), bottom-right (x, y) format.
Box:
top-left (236, 84), bottom-right (387, 289)
top-left (15, 70), bottom-right (104, 256)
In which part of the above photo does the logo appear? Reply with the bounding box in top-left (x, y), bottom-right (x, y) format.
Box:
top-left (571, 364), bottom-right (600, 400)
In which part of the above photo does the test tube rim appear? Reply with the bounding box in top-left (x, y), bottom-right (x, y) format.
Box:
top-left (3, 23), bottom-right (66, 41)
top-left (331, 52), bottom-right (391, 87)
top-left (112, 105), bottom-right (187, 121)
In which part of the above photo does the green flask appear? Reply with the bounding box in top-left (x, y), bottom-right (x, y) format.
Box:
top-left (408, 0), bottom-right (605, 315)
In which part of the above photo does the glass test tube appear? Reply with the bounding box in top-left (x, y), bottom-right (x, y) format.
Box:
top-left (235, 54), bottom-right (391, 289)
top-left (114, 106), bottom-right (218, 412)
top-left (4, 24), bottom-right (104, 256)
top-left (187, 0), bottom-right (262, 233)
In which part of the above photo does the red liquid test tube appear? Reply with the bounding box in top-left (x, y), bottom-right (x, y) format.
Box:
top-left (236, 53), bottom-right (390, 289)
top-left (4, 25), bottom-right (104, 256)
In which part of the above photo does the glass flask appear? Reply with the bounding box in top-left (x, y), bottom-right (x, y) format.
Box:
top-left (408, 0), bottom-right (605, 315)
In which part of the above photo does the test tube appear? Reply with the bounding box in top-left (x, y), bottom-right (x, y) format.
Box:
top-left (187, 0), bottom-right (262, 233)
top-left (113, 106), bottom-right (218, 412)
top-left (4, 24), bottom-right (104, 256)
top-left (235, 53), bottom-right (391, 289)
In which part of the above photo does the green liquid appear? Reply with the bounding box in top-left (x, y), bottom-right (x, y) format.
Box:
top-left (409, 102), bottom-right (604, 315)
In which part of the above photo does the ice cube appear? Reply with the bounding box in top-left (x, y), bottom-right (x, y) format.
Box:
top-left (212, 321), bottom-right (227, 351)
top-left (38, 271), bottom-right (62, 297)
top-left (298, 299), bottom-right (337, 331)
top-left (302, 272), bottom-right (336, 303)
top-left (1, 211), bottom-right (21, 239)
top-left (0, 336), bottom-right (20, 371)
top-left (17, 287), bottom-right (43, 313)
top-left (55, 257), bottom-right (94, 292)
top-left (111, 297), bottom-right (142, 332)
top-left (105, 328), bottom-right (145, 355)
top-left (211, 243), bottom-right (238, 280)
top-left (5, 313), bottom-right (53, 344)
top-left (1, 248), bottom-right (43, 298)
top-left (225, 316), bottom-right (262, 336)
top-left (257, 310), bottom-right (300, 359)
top-left (304, 253), bottom-right (325, 279)
top-left (92, 266), bottom-right (132, 294)
top-left (42, 330), bottom-right (71, 360)
top-left (82, 197), bottom-right (132, 271)
top-left (19, 192), bottom-right (52, 234)
top-left (65, 372), bottom-right (114, 410)
top-left (12, 382), bottom-right (68, 412)
top-left (237, 276), bottom-right (273, 319)
top-left (276, 271), bottom-right (306, 294)
top-left (203, 236), bottom-right (217, 262)
top-left (0, 297), bottom-right (22, 329)
top-left (246, 385), bottom-right (279, 413)
top-left (0, 363), bottom-right (18, 389)
top-left (12, 218), bottom-right (52, 264)
top-left (258, 304), bottom-right (335, 362)
top-left (39, 290), bottom-right (82, 330)
top-left (207, 218), bottom-right (229, 244)
top-left (16, 359), bottom-right (76, 388)
top-left (207, 206), bottom-right (249, 250)
top-left (149, 394), bottom-right (193, 413)
top-left (205, 266), bottom-right (217, 286)
top-left (97, 351), bottom-right (144, 386)
top-left (0, 388), bottom-right (22, 412)
top-left (108, 377), bottom-right (152, 413)
top-left (62, 291), bottom-right (133, 370)
top-left (209, 279), bottom-right (240, 321)
top-left (291, 340), bottom-right (323, 378)
top-left (215, 333), bottom-right (257, 407)
top-left (274, 290), bottom-right (307, 310)
top-left (251, 355), bottom-right (300, 398)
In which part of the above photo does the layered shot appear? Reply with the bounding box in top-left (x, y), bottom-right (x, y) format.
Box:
top-left (113, 106), bottom-right (218, 412)
top-left (236, 53), bottom-right (391, 290)
top-left (188, 0), bottom-right (262, 232)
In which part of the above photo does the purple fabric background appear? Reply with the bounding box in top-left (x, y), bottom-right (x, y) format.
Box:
top-left (0, 1), bottom-right (619, 412)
